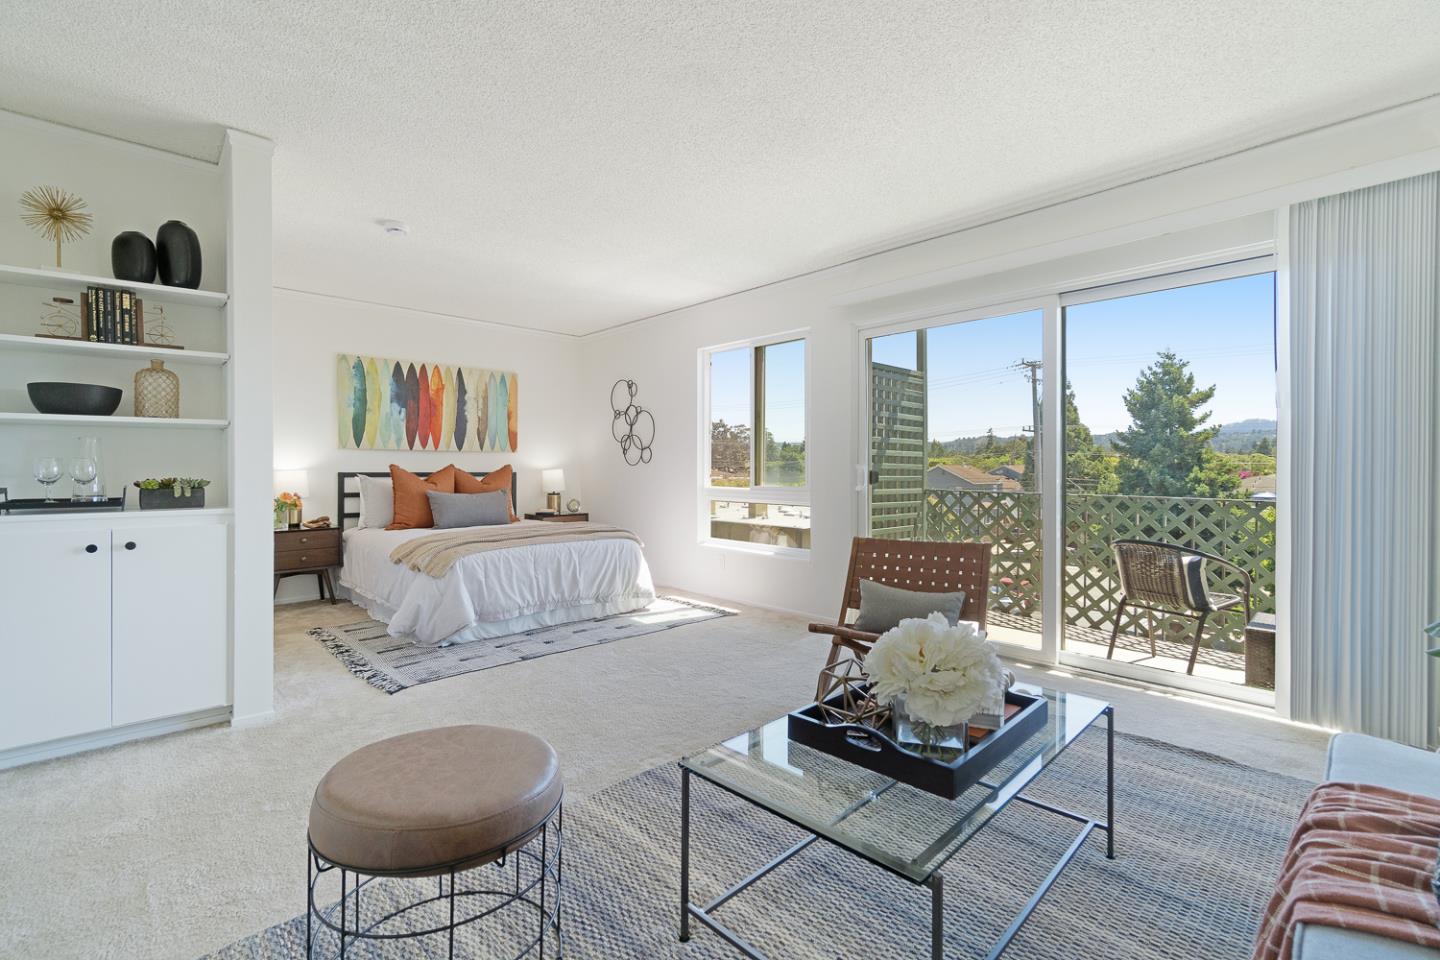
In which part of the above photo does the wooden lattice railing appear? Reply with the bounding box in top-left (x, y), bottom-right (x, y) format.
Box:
top-left (918, 489), bottom-right (1276, 648)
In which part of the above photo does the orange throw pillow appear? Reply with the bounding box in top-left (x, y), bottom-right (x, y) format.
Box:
top-left (386, 464), bottom-right (456, 530)
top-left (453, 464), bottom-right (518, 522)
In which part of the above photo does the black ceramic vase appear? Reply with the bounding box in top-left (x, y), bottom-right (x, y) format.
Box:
top-left (111, 231), bottom-right (157, 283)
top-left (156, 220), bottom-right (202, 288)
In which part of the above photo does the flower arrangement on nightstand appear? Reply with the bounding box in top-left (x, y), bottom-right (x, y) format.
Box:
top-left (274, 491), bottom-right (303, 530)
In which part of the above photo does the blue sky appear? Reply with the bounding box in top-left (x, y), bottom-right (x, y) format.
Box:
top-left (710, 338), bottom-right (807, 443)
top-left (712, 272), bottom-right (1276, 447)
top-left (872, 272), bottom-right (1276, 440)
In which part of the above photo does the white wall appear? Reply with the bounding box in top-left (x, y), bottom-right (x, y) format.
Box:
top-left (272, 289), bottom-right (584, 601)
top-left (579, 98), bottom-right (1440, 620)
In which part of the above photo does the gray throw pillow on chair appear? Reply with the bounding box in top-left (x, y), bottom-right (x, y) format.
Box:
top-left (851, 579), bottom-right (966, 634)
top-left (426, 490), bottom-right (512, 529)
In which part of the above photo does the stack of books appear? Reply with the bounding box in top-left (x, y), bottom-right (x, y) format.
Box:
top-left (82, 285), bottom-right (145, 345)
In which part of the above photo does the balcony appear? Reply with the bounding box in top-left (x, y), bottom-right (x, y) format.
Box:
top-left (906, 488), bottom-right (1276, 689)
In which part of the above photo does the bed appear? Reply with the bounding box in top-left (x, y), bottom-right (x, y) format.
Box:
top-left (335, 470), bottom-right (656, 646)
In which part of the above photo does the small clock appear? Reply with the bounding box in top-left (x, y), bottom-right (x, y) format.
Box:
top-left (566, 497), bottom-right (581, 514)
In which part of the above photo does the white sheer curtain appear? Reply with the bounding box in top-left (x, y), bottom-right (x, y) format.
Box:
top-left (1288, 172), bottom-right (1439, 746)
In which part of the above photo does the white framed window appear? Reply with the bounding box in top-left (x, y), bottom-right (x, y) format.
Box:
top-left (700, 333), bottom-right (810, 552)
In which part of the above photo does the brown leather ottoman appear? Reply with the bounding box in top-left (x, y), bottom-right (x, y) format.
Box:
top-left (305, 725), bottom-right (564, 958)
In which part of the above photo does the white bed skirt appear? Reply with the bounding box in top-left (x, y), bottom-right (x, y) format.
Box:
top-left (340, 581), bottom-right (656, 647)
top-left (338, 522), bottom-right (657, 646)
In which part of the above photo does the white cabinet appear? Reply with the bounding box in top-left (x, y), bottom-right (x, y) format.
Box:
top-left (0, 525), bottom-right (113, 751)
top-left (112, 522), bottom-right (228, 725)
top-left (0, 516), bottom-right (230, 756)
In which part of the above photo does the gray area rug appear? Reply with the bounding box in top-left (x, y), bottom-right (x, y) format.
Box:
top-left (308, 596), bottom-right (734, 693)
top-left (203, 729), bottom-right (1309, 959)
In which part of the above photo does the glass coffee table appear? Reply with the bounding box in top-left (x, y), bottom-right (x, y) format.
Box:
top-left (678, 684), bottom-right (1113, 960)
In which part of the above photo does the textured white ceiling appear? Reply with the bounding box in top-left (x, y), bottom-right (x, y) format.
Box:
top-left (2, 1), bottom-right (1439, 336)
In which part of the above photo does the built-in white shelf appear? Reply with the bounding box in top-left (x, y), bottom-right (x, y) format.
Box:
top-left (0, 263), bottom-right (228, 309)
top-left (0, 412), bottom-right (228, 429)
top-left (0, 333), bottom-right (228, 365)
top-left (0, 507), bottom-right (234, 525)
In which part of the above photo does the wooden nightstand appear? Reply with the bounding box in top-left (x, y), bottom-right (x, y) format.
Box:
top-left (275, 526), bottom-right (342, 604)
top-left (524, 512), bottom-right (590, 523)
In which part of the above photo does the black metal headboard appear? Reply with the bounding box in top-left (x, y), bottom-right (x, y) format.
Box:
top-left (337, 469), bottom-right (519, 531)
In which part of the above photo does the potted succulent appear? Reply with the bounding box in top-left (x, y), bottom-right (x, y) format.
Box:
top-left (135, 477), bottom-right (210, 510)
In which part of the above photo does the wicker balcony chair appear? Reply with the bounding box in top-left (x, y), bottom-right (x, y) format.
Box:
top-left (808, 537), bottom-right (992, 698)
top-left (1108, 539), bottom-right (1252, 675)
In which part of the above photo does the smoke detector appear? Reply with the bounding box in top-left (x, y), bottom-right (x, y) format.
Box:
top-left (378, 219), bottom-right (409, 237)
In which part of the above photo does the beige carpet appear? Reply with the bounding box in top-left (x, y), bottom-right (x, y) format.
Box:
top-left (0, 592), bottom-right (1331, 960)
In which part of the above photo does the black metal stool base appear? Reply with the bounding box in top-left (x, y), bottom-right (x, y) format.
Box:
top-left (307, 802), bottom-right (563, 960)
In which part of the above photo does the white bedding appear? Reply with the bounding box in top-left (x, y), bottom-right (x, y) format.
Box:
top-left (339, 520), bottom-right (656, 646)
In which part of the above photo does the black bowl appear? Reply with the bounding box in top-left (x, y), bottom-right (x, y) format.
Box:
top-left (27, 382), bottom-right (123, 416)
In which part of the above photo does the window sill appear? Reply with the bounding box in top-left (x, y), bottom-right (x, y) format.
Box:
top-left (699, 538), bottom-right (812, 561)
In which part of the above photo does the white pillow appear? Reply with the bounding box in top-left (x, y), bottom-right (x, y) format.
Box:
top-left (357, 476), bottom-right (394, 529)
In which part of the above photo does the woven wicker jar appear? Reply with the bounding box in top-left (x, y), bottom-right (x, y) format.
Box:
top-left (134, 359), bottom-right (180, 418)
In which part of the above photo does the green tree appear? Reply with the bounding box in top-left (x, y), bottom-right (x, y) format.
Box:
top-left (710, 419), bottom-right (751, 486)
top-left (1113, 351), bottom-right (1238, 497)
top-left (1064, 385), bottom-right (1118, 493)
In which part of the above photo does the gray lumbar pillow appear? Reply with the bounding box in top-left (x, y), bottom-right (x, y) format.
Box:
top-left (851, 579), bottom-right (966, 634)
top-left (426, 490), bottom-right (512, 529)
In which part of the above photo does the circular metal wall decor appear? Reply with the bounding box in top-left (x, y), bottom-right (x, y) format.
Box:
top-left (610, 379), bottom-right (654, 465)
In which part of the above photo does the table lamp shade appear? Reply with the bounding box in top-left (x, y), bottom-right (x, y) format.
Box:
top-left (542, 469), bottom-right (565, 492)
top-left (274, 469), bottom-right (310, 498)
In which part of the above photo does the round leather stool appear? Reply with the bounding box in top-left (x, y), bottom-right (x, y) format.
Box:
top-left (305, 725), bottom-right (564, 959)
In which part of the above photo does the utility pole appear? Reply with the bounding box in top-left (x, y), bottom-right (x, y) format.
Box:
top-left (1017, 359), bottom-right (1042, 491)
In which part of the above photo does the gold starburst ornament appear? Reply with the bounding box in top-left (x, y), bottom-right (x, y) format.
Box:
top-left (19, 185), bottom-right (92, 268)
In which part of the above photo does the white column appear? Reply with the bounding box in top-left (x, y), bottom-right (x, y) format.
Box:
top-left (222, 129), bottom-right (275, 725)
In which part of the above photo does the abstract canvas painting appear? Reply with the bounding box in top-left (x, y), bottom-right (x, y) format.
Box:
top-left (336, 354), bottom-right (518, 452)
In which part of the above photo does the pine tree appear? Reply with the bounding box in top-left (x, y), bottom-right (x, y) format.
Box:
top-left (1064, 386), bottom-right (1117, 493)
top-left (1113, 351), bottom-right (1238, 497)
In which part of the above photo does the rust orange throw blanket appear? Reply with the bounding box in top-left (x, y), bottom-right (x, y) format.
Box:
top-left (1253, 782), bottom-right (1440, 960)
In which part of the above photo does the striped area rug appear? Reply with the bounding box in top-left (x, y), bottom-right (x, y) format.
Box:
top-left (203, 729), bottom-right (1308, 959)
top-left (308, 596), bottom-right (733, 693)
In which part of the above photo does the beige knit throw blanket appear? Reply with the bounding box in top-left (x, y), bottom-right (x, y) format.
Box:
top-left (389, 522), bottom-right (644, 577)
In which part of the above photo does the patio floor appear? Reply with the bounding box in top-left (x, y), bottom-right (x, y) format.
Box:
top-left (987, 610), bottom-right (1250, 687)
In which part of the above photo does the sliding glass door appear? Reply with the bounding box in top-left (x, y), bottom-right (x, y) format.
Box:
top-left (865, 305), bottom-right (1048, 656)
top-left (1059, 266), bottom-right (1277, 699)
top-left (861, 259), bottom-right (1279, 703)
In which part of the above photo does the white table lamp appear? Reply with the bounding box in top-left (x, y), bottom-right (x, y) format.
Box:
top-left (542, 468), bottom-right (565, 513)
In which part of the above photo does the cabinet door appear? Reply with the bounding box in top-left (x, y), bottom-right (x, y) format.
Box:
top-left (111, 522), bottom-right (229, 725)
top-left (0, 525), bottom-right (113, 751)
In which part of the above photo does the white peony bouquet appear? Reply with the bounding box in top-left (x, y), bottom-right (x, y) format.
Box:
top-left (864, 613), bottom-right (1005, 728)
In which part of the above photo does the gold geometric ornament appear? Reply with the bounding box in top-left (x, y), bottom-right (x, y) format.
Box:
top-left (815, 656), bottom-right (891, 729)
top-left (39, 296), bottom-right (81, 338)
top-left (143, 303), bottom-right (175, 345)
top-left (19, 185), bottom-right (92, 268)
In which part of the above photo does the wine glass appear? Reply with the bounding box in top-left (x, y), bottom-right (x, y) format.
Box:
top-left (70, 457), bottom-right (97, 501)
top-left (33, 458), bottom-right (62, 502)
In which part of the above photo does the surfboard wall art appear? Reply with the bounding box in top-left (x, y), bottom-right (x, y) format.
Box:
top-left (336, 354), bottom-right (518, 452)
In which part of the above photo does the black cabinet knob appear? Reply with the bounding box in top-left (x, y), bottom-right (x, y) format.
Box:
top-left (85, 544), bottom-right (98, 554)
top-left (125, 541), bottom-right (137, 551)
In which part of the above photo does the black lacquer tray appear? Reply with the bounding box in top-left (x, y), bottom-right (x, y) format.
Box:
top-left (0, 489), bottom-right (127, 514)
top-left (787, 687), bottom-right (1048, 800)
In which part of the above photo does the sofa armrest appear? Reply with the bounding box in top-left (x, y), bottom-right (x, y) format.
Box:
top-left (1326, 733), bottom-right (1440, 797)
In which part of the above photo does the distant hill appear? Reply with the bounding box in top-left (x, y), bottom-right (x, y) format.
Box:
top-left (1210, 418), bottom-right (1277, 453)
top-left (937, 419), bottom-right (1276, 454)
top-left (1217, 418), bottom-right (1277, 435)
